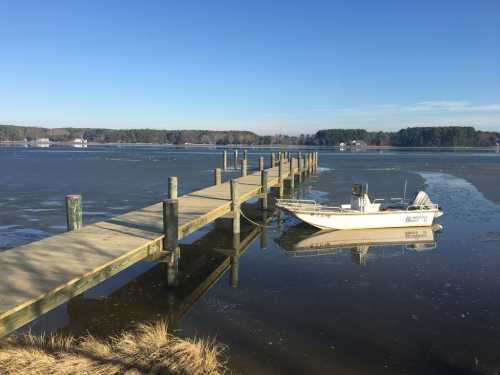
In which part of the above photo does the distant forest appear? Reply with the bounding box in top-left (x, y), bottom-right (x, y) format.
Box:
top-left (0, 124), bottom-right (499, 147)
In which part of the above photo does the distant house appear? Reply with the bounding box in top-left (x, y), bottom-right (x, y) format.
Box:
top-left (73, 138), bottom-right (88, 144)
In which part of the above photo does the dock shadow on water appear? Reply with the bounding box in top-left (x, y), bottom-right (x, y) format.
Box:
top-left (2, 147), bottom-right (500, 374)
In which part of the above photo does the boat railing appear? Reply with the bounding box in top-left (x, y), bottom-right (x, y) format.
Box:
top-left (276, 199), bottom-right (345, 212)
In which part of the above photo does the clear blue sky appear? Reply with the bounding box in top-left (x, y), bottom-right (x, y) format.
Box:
top-left (0, 0), bottom-right (499, 134)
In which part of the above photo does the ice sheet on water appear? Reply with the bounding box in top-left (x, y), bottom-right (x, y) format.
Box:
top-left (418, 172), bottom-right (500, 224)
top-left (0, 228), bottom-right (48, 250)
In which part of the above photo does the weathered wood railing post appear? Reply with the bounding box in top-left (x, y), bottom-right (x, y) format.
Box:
top-left (168, 176), bottom-right (178, 199)
top-left (241, 158), bottom-right (247, 177)
top-left (65, 194), bottom-right (82, 231)
top-left (278, 158), bottom-right (284, 197)
top-left (214, 168), bottom-right (222, 185)
top-left (259, 156), bottom-right (264, 171)
top-left (243, 149), bottom-right (248, 161)
top-left (289, 157), bottom-right (295, 191)
top-left (223, 150), bottom-right (228, 171)
top-left (230, 179), bottom-right (240, 234)
top-left (233, 149), bottom-right (238, 170)
top-left (271, 152), bottom-right (276, 168)
top-left (261, 169), bottom-right (268, 210)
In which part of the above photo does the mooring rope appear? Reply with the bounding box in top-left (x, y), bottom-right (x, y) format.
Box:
top-left (239, 208), bottom-right (295, 229)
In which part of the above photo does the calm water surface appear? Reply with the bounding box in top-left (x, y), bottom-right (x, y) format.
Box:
top-left (1, 146), bottom-right (500, 374)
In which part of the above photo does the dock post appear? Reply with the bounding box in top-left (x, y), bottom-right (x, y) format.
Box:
top-left (243, 149), bottom-right (248, 161)
top-left (168, 176), bottom-right (178, 199)
top-left (278, 158), bottom-right (284, 197)
top-left (234, 149), bottom-right (238, 170)
top-left (223, 150), bottom-right (228, 171)
top-left (65, 194), bottom-right (82, 231)
top-left (316, 151), bottom-right (319, 170)
top-left (261, 170), bottom-right (268, 210)
top-left (259, 156), bottom-right (264, 171)
top-left (271, 153), bottom-right (276, 168)
top-left (241, 158), bottom-right (247, 177)
top-left (289, 158), bottom-right (295, 192)
top-left (162, 199), bottom-right (179, 252)
top-left (230, 179), bottom-right (240, 234)
top-left (214, 168), bottom-right (222, 185)
top-left (298, 156), bottom-right (303, 184)
top-left (163, 199), bottom-right (179, 286)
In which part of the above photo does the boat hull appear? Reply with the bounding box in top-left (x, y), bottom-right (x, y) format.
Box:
top-left (291, 210), bottom-right (438, 230)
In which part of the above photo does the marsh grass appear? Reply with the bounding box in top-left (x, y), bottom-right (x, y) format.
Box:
top-left (0, 320), bottom-right (227, 375)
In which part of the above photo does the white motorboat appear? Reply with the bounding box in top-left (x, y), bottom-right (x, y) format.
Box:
top-left (276, 184), bottom-right (443, 230)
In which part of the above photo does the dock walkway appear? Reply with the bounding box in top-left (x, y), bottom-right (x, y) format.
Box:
top-left (0, 154), bottom-right (319, 337)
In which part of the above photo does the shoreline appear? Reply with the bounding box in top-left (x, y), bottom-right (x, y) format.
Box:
top-left (0, 141), bottom-right (498, 151)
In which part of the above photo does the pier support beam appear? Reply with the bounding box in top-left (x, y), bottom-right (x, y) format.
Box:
top-left (65, 194), bottom-right (82, 231)
top-left (241, 158), bottom-right (247, 177)
top-left (230, 179), bottom-right (240, 234)
top-left (261, 170), bottom-right (268, 210)
top-left (271, 153), bottom-right (276, 168)
top-left (168, 176), bottom-right (178, 199)
top-left (223, 150), bottom-right (227, 171)
top-left (259, 156), bottom-right (264, 171)
top-left (243, 149), bottom-right (248, 161)
top-left (214, 168), bottom-right (222, 185)
top-left (233, 149), bottom-right (238, 170)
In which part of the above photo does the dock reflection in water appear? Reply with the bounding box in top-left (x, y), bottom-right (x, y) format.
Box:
top-left (61, 202), bottom-right (271, 337)
top-left (276, 224), bottom-right (442, 265)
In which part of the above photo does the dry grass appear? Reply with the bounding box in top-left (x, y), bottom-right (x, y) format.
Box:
top-left (0, 320), bottom-right (228, 375)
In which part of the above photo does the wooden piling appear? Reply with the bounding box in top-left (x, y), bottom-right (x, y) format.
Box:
top-left (278, 158), bottom-right (284, 197)
top-left (230, 179), bottom-right (240, 234)
top-left (214, 168), bottom-right (222, 185)
top-left (168, 176), bottom-right (178, 199)
top-left (223, 150), bottom-right (228, 171)
top-left (241, 158), bottom-right (247, 177)
top-left (259, 156), bottom-right (264, 171)
top-left (234, 149), bottom-right (238, 170)
top-left (163, 199), bottom-right (179, 252)
top-left (166, 247), bottom-right (180, 286)
top-left (271, 152), bottom-right (276, 167)
top-left (65, 194), bottom-right (82, 231)
top-left (297, 156), bottom-right (303, 184)
top-left (261, 169), bottom-right (268, 209)
top-left (243, 149), bottom-right (248, 161)
top-left (289, 158), bottom-right (295, 191)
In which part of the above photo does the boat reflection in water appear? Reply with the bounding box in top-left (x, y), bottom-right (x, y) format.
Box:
top-left (276, 224), bottom-right (443, 265)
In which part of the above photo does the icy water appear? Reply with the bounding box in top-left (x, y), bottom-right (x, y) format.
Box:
top-left (2, 146), bottom-right (500, 374)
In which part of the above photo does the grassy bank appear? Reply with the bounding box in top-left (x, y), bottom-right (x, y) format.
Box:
top-left (0, 321), bottom-right (227, 375)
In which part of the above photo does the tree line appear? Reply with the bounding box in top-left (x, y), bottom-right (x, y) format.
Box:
top-left (0, 124), bottom-right (498, 147)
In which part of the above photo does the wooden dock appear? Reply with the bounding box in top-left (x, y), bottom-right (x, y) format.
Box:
top-left (0, 151), bottom-right (318, 336)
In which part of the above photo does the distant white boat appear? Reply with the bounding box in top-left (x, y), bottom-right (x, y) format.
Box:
top-left (277, 184), bottom-right (443, 230)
